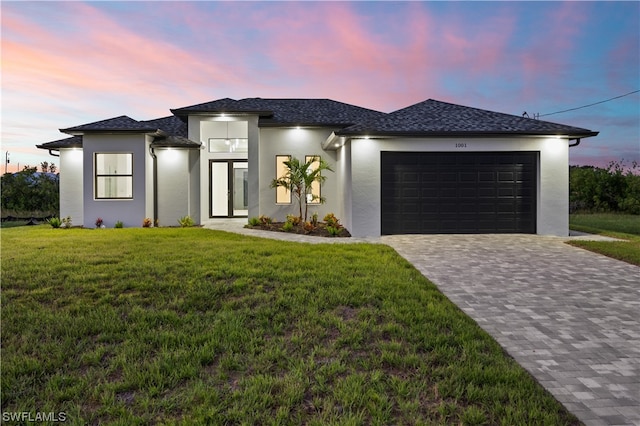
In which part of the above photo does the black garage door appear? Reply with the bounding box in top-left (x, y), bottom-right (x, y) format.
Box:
top-left (381, 152), bottom-right (537, 234)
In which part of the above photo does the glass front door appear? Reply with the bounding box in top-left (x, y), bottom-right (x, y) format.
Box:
top-left (210, 160), bottom-right (248, 217)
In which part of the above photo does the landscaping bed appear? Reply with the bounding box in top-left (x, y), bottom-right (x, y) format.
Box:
top-left (245, 221), bottom-right (351, 238)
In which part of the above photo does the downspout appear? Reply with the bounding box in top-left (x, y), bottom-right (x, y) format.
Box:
top-left (149, 146), bottom-right (158, 225)
top-left (48, 149), bottom-right (60, 157)
top-left (569, 138), bottom-right (581, 147)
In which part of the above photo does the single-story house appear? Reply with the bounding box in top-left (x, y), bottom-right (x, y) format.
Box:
top-left (37, 97), bottom-right (598, 237)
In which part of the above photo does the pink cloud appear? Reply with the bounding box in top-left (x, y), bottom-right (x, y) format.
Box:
top-left (1, 2), bottom-right (247, 120)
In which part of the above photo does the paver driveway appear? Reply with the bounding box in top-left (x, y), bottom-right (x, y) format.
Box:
top-left (384, 234), bottom-right (640, 426)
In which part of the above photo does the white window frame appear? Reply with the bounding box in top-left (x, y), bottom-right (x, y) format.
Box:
top-left (94, 153), bottom-right (133, 200)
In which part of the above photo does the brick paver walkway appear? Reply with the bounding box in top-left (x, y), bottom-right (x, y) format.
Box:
top-left (384, 234), bottom-right (639, 426)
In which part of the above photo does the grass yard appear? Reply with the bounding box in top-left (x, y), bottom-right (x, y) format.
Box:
top-left (1, 226), bottom-right (580, 425)
top-left (569, 213), bottom-right (640, 266)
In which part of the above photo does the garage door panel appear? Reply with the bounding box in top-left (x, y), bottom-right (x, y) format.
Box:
top-left (421, 188), bottom-right (438, 198)
top-left (460, 172), bottom-right (477, 182)
top-left (498, 187), bottom-right (515, 197)
top-left (381, 151), bottom-right (537, 234)
top-left (402, 187), bottom-right (419, 198)
top-left (441, 172), bottom-right (457, 182)
top-left (478, 187), bottom-right (497, 198)
top-left (478, 172), bottom-right (495, 182)
top-left (459, 187), bottom-right (477, 198)
top-left (498, 171), bottom-right (515, 182)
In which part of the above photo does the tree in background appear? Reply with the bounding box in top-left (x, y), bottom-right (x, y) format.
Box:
top-left (40, 161), bottom-right (57, 174)
top-left (1, 166), bottom-right (59, 216)
top-left (570, 161), bottom-right (640, 214)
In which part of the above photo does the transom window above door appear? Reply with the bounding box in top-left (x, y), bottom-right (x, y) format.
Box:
top-left (201, 121), bottom-right (248, 153)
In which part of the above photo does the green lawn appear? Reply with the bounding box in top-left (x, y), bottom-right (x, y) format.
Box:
top-left (569, 213), bottom-right (640, 266)
top-left (1, 226), bottom-right (580, 425)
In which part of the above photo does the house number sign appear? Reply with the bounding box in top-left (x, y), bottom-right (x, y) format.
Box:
top-left (455, 143), bottom-right (467, 148)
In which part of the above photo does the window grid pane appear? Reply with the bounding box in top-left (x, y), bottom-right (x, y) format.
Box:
top-left (95, 153), bottom-right (133, 199)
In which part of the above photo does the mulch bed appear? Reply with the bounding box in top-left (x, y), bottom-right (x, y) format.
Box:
top-left (245, 222), bottom-right (351, 238)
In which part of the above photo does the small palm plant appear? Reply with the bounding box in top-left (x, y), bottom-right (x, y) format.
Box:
top-left (270, 156), bottom-right (333, 222)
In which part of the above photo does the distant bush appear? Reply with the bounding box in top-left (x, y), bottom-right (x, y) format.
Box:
top-left (570, 161), bottom-right (640, 214)
top-left (1, 167), bottom-right (59, 215)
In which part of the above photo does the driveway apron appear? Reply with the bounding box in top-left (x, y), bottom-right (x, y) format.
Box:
top-left (384, 234), bottom-right (639, 426)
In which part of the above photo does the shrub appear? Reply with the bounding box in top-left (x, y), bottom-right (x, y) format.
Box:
top-left (259, 215), bottom-right (272, 225)
top-left (114, 221), bottom-right (124, 228)
top-left (95, 217), bottom-right (103, 228)
top-left (178, 215), bottom-right (195, 227)
top-left (326, 225), bottom-right (342, 237)
top-left (282, 221), bottom-right (294, 232)
top-left (286, 214), bottom-right (301, 226)
top-left (61, 216), bottom-right (72, 229)
top-left (323, 213), bottom-right (341, 228)
top-left (248, 217), bottom-right (260, 226)
top-left (303, 221), bottom-right (315, 233)
top-left (311, 212), bottom-right (318, 227)
top-left (47, 217), bottom-right (62, 229)
top-left (142, 218), bottom-right (153, 228)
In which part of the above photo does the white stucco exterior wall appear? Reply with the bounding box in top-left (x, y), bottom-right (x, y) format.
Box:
top-left (336, 143), bottom-right (352, 232)
top-left (82, 134), bottom-right (151, 228)
top-left (349, 136), bottom-right (570, 237)
top-left (59, 148), bottom-right (84, 225)
top-left (145, 135), bottom-right (154, 224)
top-left (258, 127), bottom-right (338, 221)
top-left (156, 147), bottom-right (193, 226)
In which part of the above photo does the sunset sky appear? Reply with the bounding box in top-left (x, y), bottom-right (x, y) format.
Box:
top-left (2, 1), bottom-right (638, 173)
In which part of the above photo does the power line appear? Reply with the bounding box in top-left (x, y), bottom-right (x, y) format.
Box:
top-left (539, 89), bottom-right (640, 117)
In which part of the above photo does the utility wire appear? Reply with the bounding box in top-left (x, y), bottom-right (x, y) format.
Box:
top-left (539, 89), bottom-right (640, 117)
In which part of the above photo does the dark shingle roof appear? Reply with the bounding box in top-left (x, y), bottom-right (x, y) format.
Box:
top-left (41, 115), bottom-right (200, 150)
top-left (61, 115), bottom-right (159, 134)
top-left (36, 135), bottom-right (84, 150)
top-left (39, 97), bottom-right (598, 152)
top-left (171, 98), bottom-right (386, 127)
top-left (171, 98), bottom-right (273, 116)
top-left (142, 115), bottom-right (201, 147)
top-left (142, 115), bottom-right (188, 137)
top-left (337, 99), bottom-right (598, 138)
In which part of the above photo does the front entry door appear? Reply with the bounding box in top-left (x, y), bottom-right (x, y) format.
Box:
top-left (210, 160), bottom-right (248, 217)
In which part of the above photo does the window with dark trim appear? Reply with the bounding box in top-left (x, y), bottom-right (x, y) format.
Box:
top-left (275, 155), bottom-right (291, 204)
top-left (305, 155), bottom-right (321, 204)
top-left (95, 153), bottom-right (133, 199)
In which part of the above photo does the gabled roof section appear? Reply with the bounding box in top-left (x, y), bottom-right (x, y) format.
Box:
top-left (36, 135), bottom-right (83, 150)
top-left (61, 115), bottom-right (159, 135)
top-left (39, 115), bottom-right (201, 150)
top-left (171, 98), bottom-right (386, 128)
top-left (337, 99), bottom-right (598, 138)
